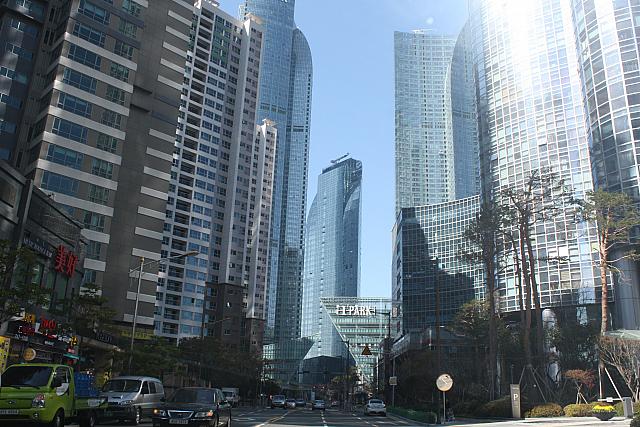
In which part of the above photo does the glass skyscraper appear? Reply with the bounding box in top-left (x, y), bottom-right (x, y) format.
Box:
top-left (570, 0), bottom-right (640, 329)
top-left (446, 22), bottom-right (480, 200)
top-left (392, 196), bottom-right (483, 332)
top-left (242, 0), bottom-right (313, 346)
top-left (394, 31), bottom-right (456, 212)
top-left (302, 157), bottom-right (362, 360)
top-left (471, 0), bottom-right (605, 313)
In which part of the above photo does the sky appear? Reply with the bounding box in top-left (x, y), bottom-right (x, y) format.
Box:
top-left (222, 0), bottom-right (469, 298)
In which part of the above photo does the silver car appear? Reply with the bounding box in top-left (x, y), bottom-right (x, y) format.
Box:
top-left (100, 376), bottom-right (164, 425)
top-left (365, 399), bottom-right (387, 416)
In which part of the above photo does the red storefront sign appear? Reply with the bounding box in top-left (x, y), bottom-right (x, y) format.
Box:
top-left (54, 245), bottom-right (77, 277)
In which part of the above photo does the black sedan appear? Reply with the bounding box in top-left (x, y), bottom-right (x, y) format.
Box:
top-left (152, 387), bottom-right (232, 426)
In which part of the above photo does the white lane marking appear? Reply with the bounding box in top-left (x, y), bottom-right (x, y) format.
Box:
top-left (320, 410), bottom-right (328, 427)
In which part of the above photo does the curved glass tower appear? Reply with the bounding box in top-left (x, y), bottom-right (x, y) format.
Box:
top-left (302, 158), bottom-right (362, 360)
top-left (570, 0), bottom-right (640, 329)
top-left (242, 0), bottom-right (313, 383)
top-left (471, 0), bottom-right (604, 312)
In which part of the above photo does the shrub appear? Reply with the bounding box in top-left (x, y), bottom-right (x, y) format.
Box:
top-left (453, 400), bottom-right (481, 416)
top-left (614, 401), bottom-right (640, 416)
top-left (388, 407), bottom-right (437, 423)
top-left (525, 403), bottom-right (564, 418)
top-left (563, 403), bottom-right (595, 417)
top-left (630, 414), bottom-right (640, 427)
top-left (474, 396), bottom-right (513, 418)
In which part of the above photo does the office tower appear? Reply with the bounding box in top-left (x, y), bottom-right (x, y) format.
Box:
top-left (155, 1), bottom-right (275, 351)
top-left (471, 0), bottom-right (604, 313)
top-left (8, 0), bottom-right (192, 331)
top-left (0, 0), bottom-right (48, 160)
top-left (242, 0), bottom-right (313, 345)
top-left (446, 22), bottom-right (480, 200)
top-left (570, 0), bottom-right (640, 329)
top-left (301, 157), bottom-right (362, 360)
top-left (394, 31), bottom-right (456, 212)
top-left (392, 196), bottom-right (483, 332)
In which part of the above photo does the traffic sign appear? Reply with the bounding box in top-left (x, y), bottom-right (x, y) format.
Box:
top-left (389, 376), bottom-right (397, 386)
top-left (436, 374), bottom-right (453, 392)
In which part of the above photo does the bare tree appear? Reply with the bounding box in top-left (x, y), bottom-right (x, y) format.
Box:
top-left (599, 337), bottom-right (640, 402)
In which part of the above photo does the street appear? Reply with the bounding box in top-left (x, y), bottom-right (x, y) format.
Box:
top-left (67, 408), bottom-right (633, 427)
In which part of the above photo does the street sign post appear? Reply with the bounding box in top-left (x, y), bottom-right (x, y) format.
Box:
top-left (437, 374), bottom-right (453, 423)
top-left (510, 384), bottom-right (521, 419)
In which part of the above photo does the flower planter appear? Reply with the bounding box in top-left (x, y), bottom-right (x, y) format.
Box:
top-left (594, 412), bottom-right (615, 421)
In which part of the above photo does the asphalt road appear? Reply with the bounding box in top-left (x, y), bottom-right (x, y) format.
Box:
top-left (68, 408), bottom-right (633, 427)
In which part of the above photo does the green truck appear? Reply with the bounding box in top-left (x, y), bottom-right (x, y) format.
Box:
top-left (0, 363), bottom-right (106, 427)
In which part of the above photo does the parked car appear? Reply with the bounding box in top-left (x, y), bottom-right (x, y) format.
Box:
top-left (295, 398), bottom-right (305, 407)
top-left (100, 375), bottom-right (164, 425)
top-left (221, 387), bottom-right (240, 407)
top-left (0, 363), bottom-right (107, 427)
top-left (364, 399), bottom-right (387, 416)
top-left (285, 398), bottom-right (296, 409)
top-left (270, 395), bottom-right (286, 408)
top-left (151, 387), bottom-right (231, 426)
top-left (312, 400), bottom-right (326, 411)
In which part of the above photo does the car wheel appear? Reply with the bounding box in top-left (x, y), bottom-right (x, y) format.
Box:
top-left (79, 411), bottom-right (97, 427)
top-left (382, 412), bottom-right (387, 417)
top-left (48, 410), bottom-right (64, 427)
top-left (130, 407), bottom-right (141, 425)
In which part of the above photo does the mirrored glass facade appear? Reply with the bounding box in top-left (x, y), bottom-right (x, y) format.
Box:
top-left (570, 0), bottom-right (640, 328)
top-left (471, 0), bottom-right (605, 312)
top-left (393, 196), bottom-right (483, 332)
top-left (302, 158), bottom-right (362, 360)
top-left (394, 31), bottom-right (456, 212)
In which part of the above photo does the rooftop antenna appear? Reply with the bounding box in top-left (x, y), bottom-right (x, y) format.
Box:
top-left (331, 153), bottom-right (349, 164)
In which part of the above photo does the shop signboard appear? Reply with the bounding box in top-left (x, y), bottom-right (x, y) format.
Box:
top-left (335, 305), bottom-right (376, 316)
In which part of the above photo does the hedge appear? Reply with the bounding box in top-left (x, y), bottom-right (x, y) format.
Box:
top-left (388, 406), bottom-right (437, 424)
top-left (525, 403), bottom-right (564, 418)
top-left (631, 414), bottom-right (640, 427)
top-left (474, 397), bottom-right (514, 418)
top-left (563, 403), bottom-right (596, 417)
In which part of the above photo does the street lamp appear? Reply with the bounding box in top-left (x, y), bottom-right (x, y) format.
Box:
top-left (127, 250), bottom-right (198, 372)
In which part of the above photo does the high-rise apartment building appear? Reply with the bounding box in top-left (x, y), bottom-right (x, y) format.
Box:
top-left (301, 157), bottom-right (362, 360)
top-left (154, 1), bottom-right (275, 351)
top-left (445, 22), bottom-right (480, 200)
top-left (0, 0), bottom-right (48, 160)
top-left (392, 196), bottom-right (483, 332)
top-left (471, 0), bottom-right (605, 313)
top-left (570, 0), bottom-right (640, 329)
top-left (241, 0), bottom-right (313, 345)
top-left (7, 0), bottom-right (192, 331)
top-left (394, 31), bottom-right (456, 212)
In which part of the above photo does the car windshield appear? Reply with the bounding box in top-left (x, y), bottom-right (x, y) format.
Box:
top-left (369, 400), bottom-right (383, 404)
top-left (171, 388), bottom-right (215, 404)
top-left (1, 366), bottom-right (52, 387)
top-left (315, 400), bottom-right (324, 403)
top-left (102, 379), bottom-right (141, 392)
top-left (222, 391), bottom-right (233, 397)
top-left (273, 395), bottom-right (285, 400)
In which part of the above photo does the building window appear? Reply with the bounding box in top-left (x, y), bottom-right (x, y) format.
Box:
top-left (96, 133), bottom-right (118, 153)
top-left (41, 171), bottom-right (79, 196)
top-left (121, 0), bottom-right (141, 17)
top-left (100, 110), bottom-right (122, 129)
top-left (62, 68), bottom-right (97, 94)
top-left (58, 93), bottom-right (92, 118)
top-left (52, 117), bottom-right (88, 144)
top-left (72, 22), bottom-right (105, 47)
top-left (113, 40), bottom-right (135, 60)
top-left (78, 0), bottom-right (110, 25)
top-left (86, 241), bottom-right (102, 260)
top-left (88, 184), bottom-right (110, 205)
top-left (109, 63), bottom-right (130, 82)
top-left (68, 44), bottom-right (101, 70)
top-left (83, 211), bottom-right (106, 232)
top-left (90, 158), bottom-right (114, 179)
top-left (105, 85), bottom-right (126, 105)
top-left (46, 144), bottom-right (84, 169)
top-left (118, 18), bottom-right (138, 39)
top-left (5, 43), bottom-right (33, 61)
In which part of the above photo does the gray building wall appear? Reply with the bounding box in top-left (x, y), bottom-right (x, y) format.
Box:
top-left (7, 0), bottom-right (192, 332)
